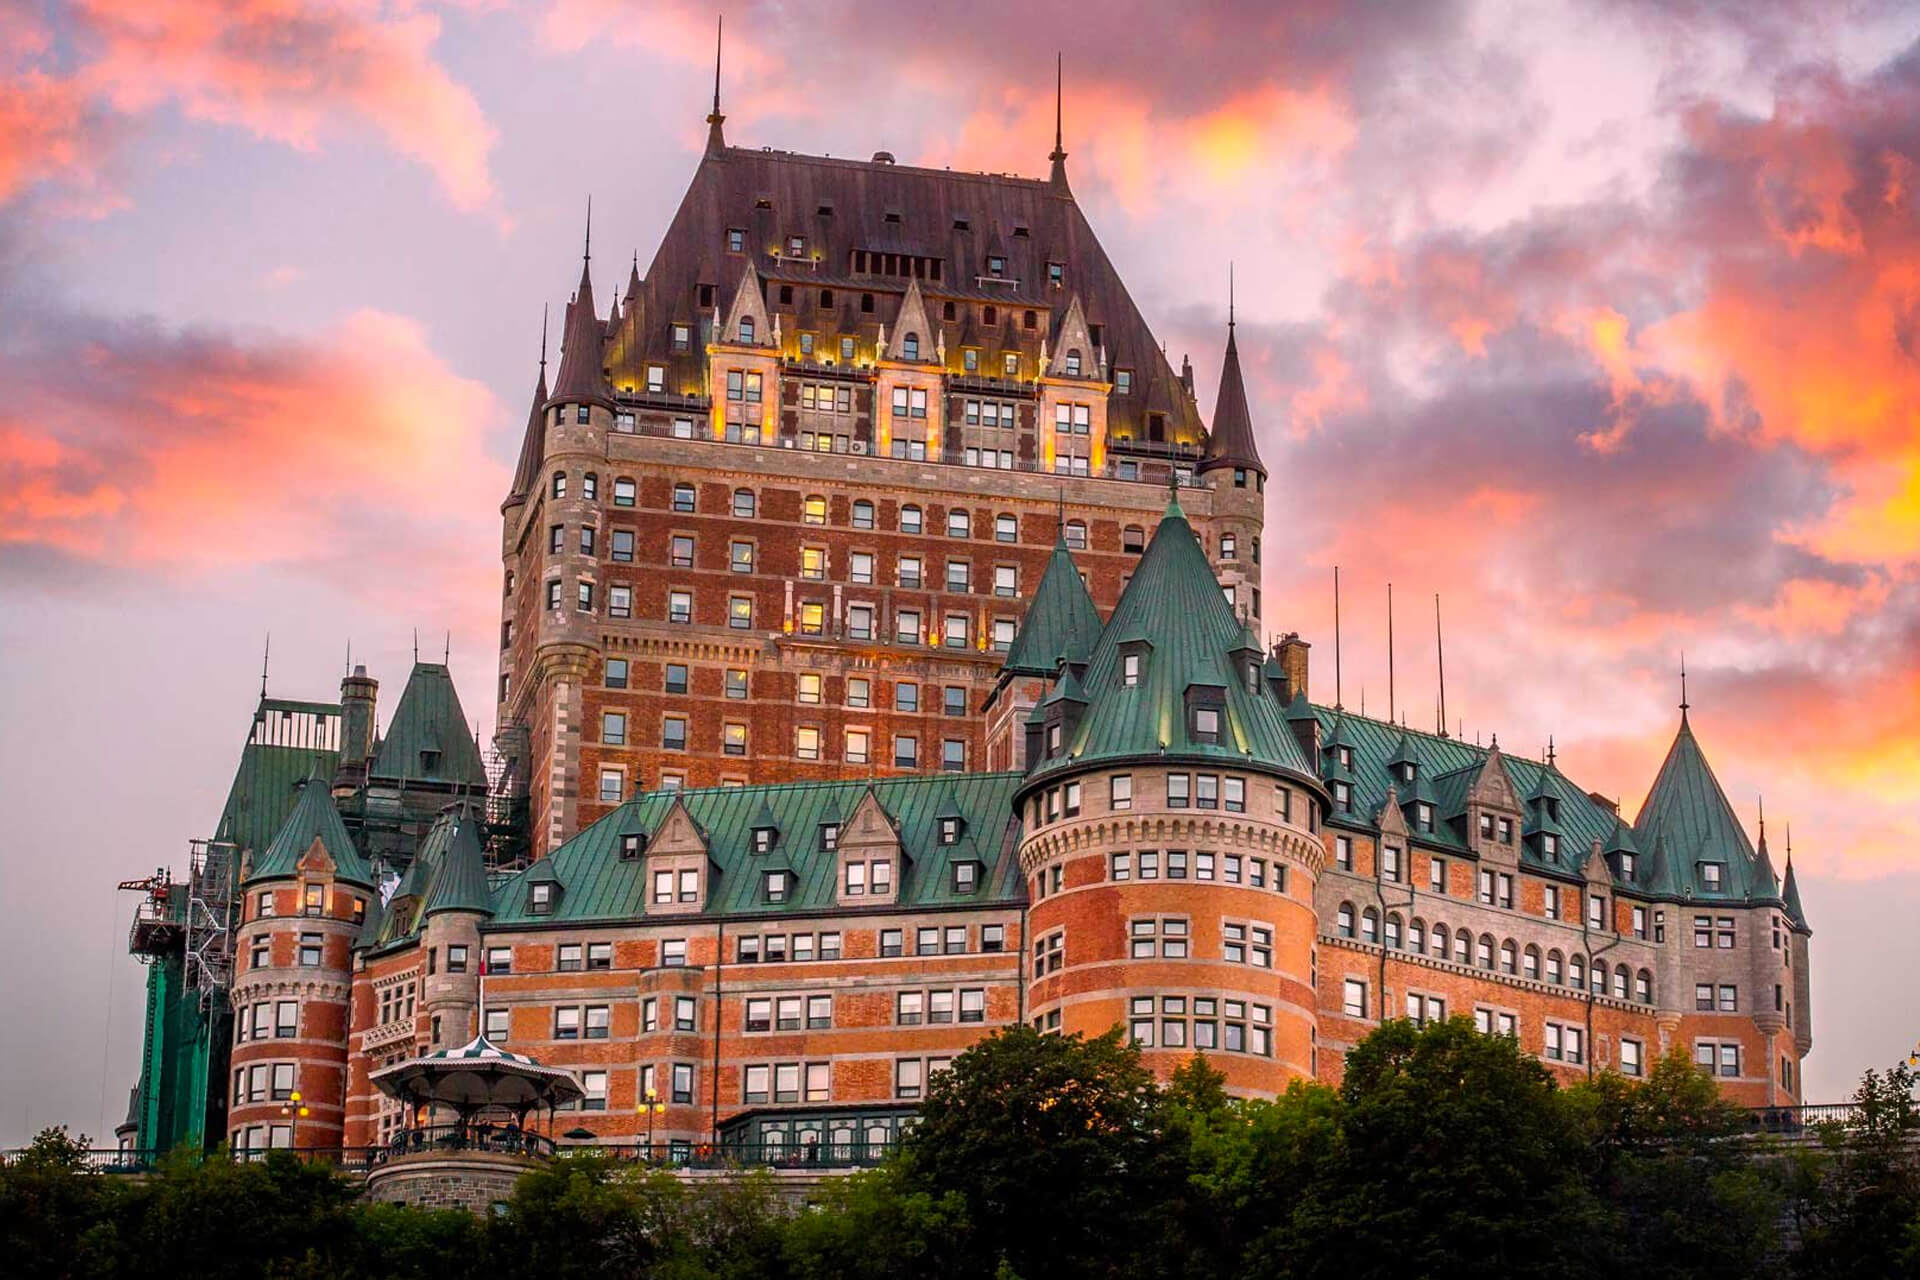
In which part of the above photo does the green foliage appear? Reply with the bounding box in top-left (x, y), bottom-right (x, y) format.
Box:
top-left (5, 1035), bottom-right (1919, 1278)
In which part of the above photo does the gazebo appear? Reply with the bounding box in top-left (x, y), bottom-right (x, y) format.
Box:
top-left (364, 1034), bottom-right (583, 1211)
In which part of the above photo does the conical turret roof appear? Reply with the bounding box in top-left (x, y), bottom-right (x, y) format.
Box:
top-left (549, 235), bottom-right (614, 408)
top-left (1633, 710), bottom-right (1776, 901)
top-left (1025, 499), bottom-right (1318, 785)
top-left (370, 662), bottom-right (490, 790)
top-left (505, 329), bottom-right (549, 508)
top-left (1199, 315), bottom-right (1264, 476)
top-left (247, 771), bottom-right (372, 888)
top-left (421, 811), bottom-right (493, 918)
top-left (1000, 535), bottom-right (1102, 678)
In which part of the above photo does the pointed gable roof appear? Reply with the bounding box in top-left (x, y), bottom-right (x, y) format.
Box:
top-left (247, 773), bottom-right (372, 888)
top-left (887, 277), bottom-right (935, 361)
top-left (999, 535), bottom-right (1102, 679)
top-left (1026, 499), bottom-right (1318, 785)
top-left (721, 260), bottom-right (771, 346)
top-left (1633, 710), bottom-right (1774, 902)
top-left (1199, 314), bottom-right (1264, 476)
top-left (549, 249), bottom-right (614, 408)
top-left (369, 662), bottom-right (489, 790)
top-left (505, 326), bottom-right (549, 508)
top-left (1047, 293), bottom-right (1097, 378)
top-left (421, 811), bottom-right (492, 919)
top-left (1782, 854), bottom-right (1809, 930)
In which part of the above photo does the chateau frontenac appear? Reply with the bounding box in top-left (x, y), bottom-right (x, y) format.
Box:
top-left (119, 92), bottom-right (1812, 1163)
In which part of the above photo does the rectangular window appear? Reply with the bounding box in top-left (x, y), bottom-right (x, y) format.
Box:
top-left (1167, 774), bottom-right (1190, 808)
top-left (671, 1063), bottom-right (693, 1105)
top-left (1343, 978), bottom-right (1368, 1018)
top-left (297, 933), bottom-right (322, 966)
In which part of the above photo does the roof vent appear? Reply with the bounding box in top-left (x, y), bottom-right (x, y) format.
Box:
top-left (872, 151), bottom-right (896, 165)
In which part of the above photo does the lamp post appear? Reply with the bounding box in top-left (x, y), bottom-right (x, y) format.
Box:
top-left (641, 1086), bottom-right (666, 1159)
top-left (279, 1089), bottom-right (309, 1154)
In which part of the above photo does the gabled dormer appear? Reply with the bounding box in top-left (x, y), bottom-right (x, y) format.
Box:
top-left (748, 797), bottom-right (780, 856)
top-left (837, 787), bottom-right (901, 906)
top-left (721, 260), bottom-right (772, 347)
top-left (1524, 760), bottom-right (1572, 866)
top-left (1387, 732), bottom-right (1440, 837)
top-left (523, 859), bottom-right (564, 918)
top-left (1047, 294), bottom-right (1098, 380)
top-left (1603, 813), bottom-right (1642, 885)
top-left (1282, 689), bottom-right (1320, 773)
top-left (1464, 741), bottom-right (1523, 866)
top-left (886, 277), bottom-right (935, 363)
top-left (646, 795), bottom-right (712, 916)
top-left (1182, 682), bottom-right (1227, 747)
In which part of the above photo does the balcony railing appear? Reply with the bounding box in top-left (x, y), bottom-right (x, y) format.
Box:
top-left (370, 1123), bottom-right (556, 1165)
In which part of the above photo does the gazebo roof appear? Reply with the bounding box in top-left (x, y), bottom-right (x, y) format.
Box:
top-left (370, 1034), bottom-right (583, 1111)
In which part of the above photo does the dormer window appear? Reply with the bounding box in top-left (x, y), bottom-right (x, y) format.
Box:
top-left (529, 882), bottom-right (556, 915)
top-left (1401, 762), bottom-right (1417, 784)
top-left (939, 817), bottom-right (964, 845)
top-left (1333, 781), bottom-right (1352, 811)
top-left (739, 316), bottom-right (756, 344)
top-left (1542, 833), bottom-right (1559, 857)
top-left (764, 870), bottom-right (790, 903)
top-left (620, 834), bottom-right (645, 861)
top-left (1122, 654), bottom-right (1141, 687)
top-left (1046, 723), bottom-right (1062, 757)
top-left (903, 332), bottom-right (920, 360)
top-left (1617, 852), bottom-right (1636, 879)
top-left (987, 256), bottom-right (1005, 276)
top-left (419, 749), bottom-right (441, 774)
top-left (1047, 262), bottom-right (1063, 286)
top-left (1338, 745), bottom-right (1354, 770)
top-left (753, 827), bottom-right (777, 855)
top-left (1700, 862), bottom-right (1723, 891)
top-left (953, 862), bottom-right (980, 894)
top-left (727, 228), bottom-right (745, 252)
top-left (787, 235), bottom-right (806, 257)
top-left (1065, 349), bottom-right (1083, 376)
top-left (1192, 707), bottom-right (1220, 743)
top-left (1416, 802), bottom-right (1434, 832)
top-left (819, 823), bottom-right (840, 851)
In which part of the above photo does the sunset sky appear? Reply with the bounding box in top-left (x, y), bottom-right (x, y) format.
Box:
top-left (3, 0), bottom-right (1919, 1142)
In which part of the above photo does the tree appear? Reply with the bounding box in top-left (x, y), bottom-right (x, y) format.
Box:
top-left (1790, 1062), bottom-right (1920, 1278)
top-left (1279, 1016), bottom-right (1599, 1280)
top-left (892, 1026), bottom-right (1170, 1279)
top-left (1565, 1051), bottom-right (1783, 1279)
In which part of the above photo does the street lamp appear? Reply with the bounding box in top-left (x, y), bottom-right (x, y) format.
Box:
top-left (641, 1086), bottom-right (666, 1158)
top-left (279, 1089), bottom-right (309, 1152)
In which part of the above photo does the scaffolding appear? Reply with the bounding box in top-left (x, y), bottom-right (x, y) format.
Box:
top-left (181, 839), bottom-right (239, 1008)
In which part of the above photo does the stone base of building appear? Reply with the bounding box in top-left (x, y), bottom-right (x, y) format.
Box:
top-left (362, 1150), bottom-right (533, 1214)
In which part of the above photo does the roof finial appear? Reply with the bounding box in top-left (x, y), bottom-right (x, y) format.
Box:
top-left (444, 631), bottom-right (451, 665)
top-left (260, 632), bottom-right (270, 701)
top-left (539, 303), bottom-right (549, 375)
top-left (413, 628), bottom-right (419, 664)
top-left (1056, 485), bottom-right (1065, 543)
top-left (1679, 651), bottom-right (1689, 716)
top-left (706, 15), bottom-right (727, 152)
top-left (1048, 53), bottom-right (1068, 186)
top-left (583, 195), bottom-right (592, 265)
top-left (1757, 794), bottom-right (1765, 847)
top-left (1785, 819), bottom-right (1792, 867)
top-left (1546, 735), bottom-right (1556, 767)
top-left (1228, 261), bottom-right (1235, 330)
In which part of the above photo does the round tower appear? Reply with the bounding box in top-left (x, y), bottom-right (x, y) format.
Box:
top-left (1015, 502), bottom-right (1325, 1096)
top-left (228, 774), bottom-right (374, 1151)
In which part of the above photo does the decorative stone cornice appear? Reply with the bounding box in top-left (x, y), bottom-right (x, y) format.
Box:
top-left (1018, 814), bottom-right (1324, 879)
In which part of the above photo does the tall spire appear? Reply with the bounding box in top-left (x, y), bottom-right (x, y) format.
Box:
top-left (507, 308), bottom-right (552, 505)
top-left (706, 14), bottom-right (727, 154)
top-left (1198, 266), bottom-right (1265, 476)
top-left (1048, 53), bottom-right (1068, 188)
top-left (548, 200), bottom-right (615, 408)
top-left (539, 303), bottom-right (549, 378)
top-left (1679, 652), bottom-right (1689, 720)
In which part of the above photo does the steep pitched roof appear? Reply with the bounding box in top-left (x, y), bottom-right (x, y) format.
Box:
top-left (504, 354), bottom-right (549, 508)
top-left (421, 811), bottom-right (493, 918)
top-left (1782, 854), bottom-right (1809, 931)
top-left (369, 663), bottom-right (489, 790)
top-left (488, 772), bottom-right (1025, 926)
top-left (998, 535), bottom-right (1102, 678)
top-left (246, 773), bottom-right (372, 888)
top-left (1198, 316), bottom-right (1264, 475)
top-left (1026, 500), bottom-right (1317, 784)
top-left (548, 245), bottom-right (615, 408)
top-left (1633, 711), bottom-right (1780, 903)
top-left (608, 143), bottom-right (1205, 447)
top-left (210, 698), bottom-right (345, 857)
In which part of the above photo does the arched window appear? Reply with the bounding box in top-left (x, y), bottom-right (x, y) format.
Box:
top-left (733, 488), bottom-right (756, 518)
top-left (1408, 918), bottom-right (1426, 954)
top-left (1569, 954), bottom-right (1586, 991)
top-left (582, 472), bottom-right (598, 500)
top-left (1065, 348), bottom-right (1083, 376)
top-left (739, 315), bottom-right (756, 344)
top-left (1065, 520), bottom-right (1087, 550)
top-left (1361, 908), bottom-right (1379, 944)
top-left (903, 332), bottom-right (920, 360)
top-left (1431, 923), bottom-right (1450, 958)
top-left (1635, 969), bottom-right (1653, 1003)
top-left (1546, 950), bottom-right (1564, 984)
top-left (947, 508), bottom-right (970, 538)
top-left (613, 476), bottom-right (637, 507)
top-left (802, 495), bottom-right (827, 526)
top-left (1523, 945), bottom-right (1541, 981)
top-left (1385, 913), bottom-right (1403, 950)
top-left (1453, 929), bottom-right (1470, 965)
top-left (852, 499), bottom-right (875, 529)
top-left (1337, 903), bottom-right (1355, 938)
top-left (1612, 964), bottom-right (1629, 1000)
top-left (1476, 934), bottom-right (1494, 969)
top-left (1499, 940), bottom-right (1517, 974)
top-left (552, 471), bottom-right (567, 500)
top-left (901, 504), bottom-right (923, 534)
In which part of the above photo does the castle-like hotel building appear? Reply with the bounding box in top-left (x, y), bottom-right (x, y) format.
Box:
top-left (125, 93), bottom-right (1812, 1161)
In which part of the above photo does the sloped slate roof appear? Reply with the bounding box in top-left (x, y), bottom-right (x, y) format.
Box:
top-left (1632, 712), bottom-right (1782, 905)
top-left (1198, 319), bottom-right (1263, 475)
top-left (504, 359), bottom-right (548, 507)
top-left (213, 700), bottom-right (344, 857)
top-left (488, 772), bottom-right (1026, 927)
top-left (370, 663), bottom-right (489, 789)
top-left (998, 536), bottom-right (1102, 678)
top-left (548, 254), bottom-right (614, 408)
top-left (247, 774), bottom-right (373, 888)
top-left (597, 143), bottom-right (1205, 447)
top-left (1026, 500), bottom-right (1317, 785)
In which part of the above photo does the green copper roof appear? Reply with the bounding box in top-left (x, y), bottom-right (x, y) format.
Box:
top-left (370, 663), bottom-right (488, 789)
top-left (1782, 857), bottom-right (1808, 930)
top-left (246, 773), bottom-right (373, 888)
top-left (998, 536), bottom-right (1102, 679)
top-left (488, 772), bottom-right (1026, 928)
top-left (421, 811), bottom-right (493, 918)
top-left (1026, 503), bottom-right (1316, 785)
top-left (1632, 711), bottom-right (1781, 904)
top-left (213, 700), bottom-right (344, 857)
